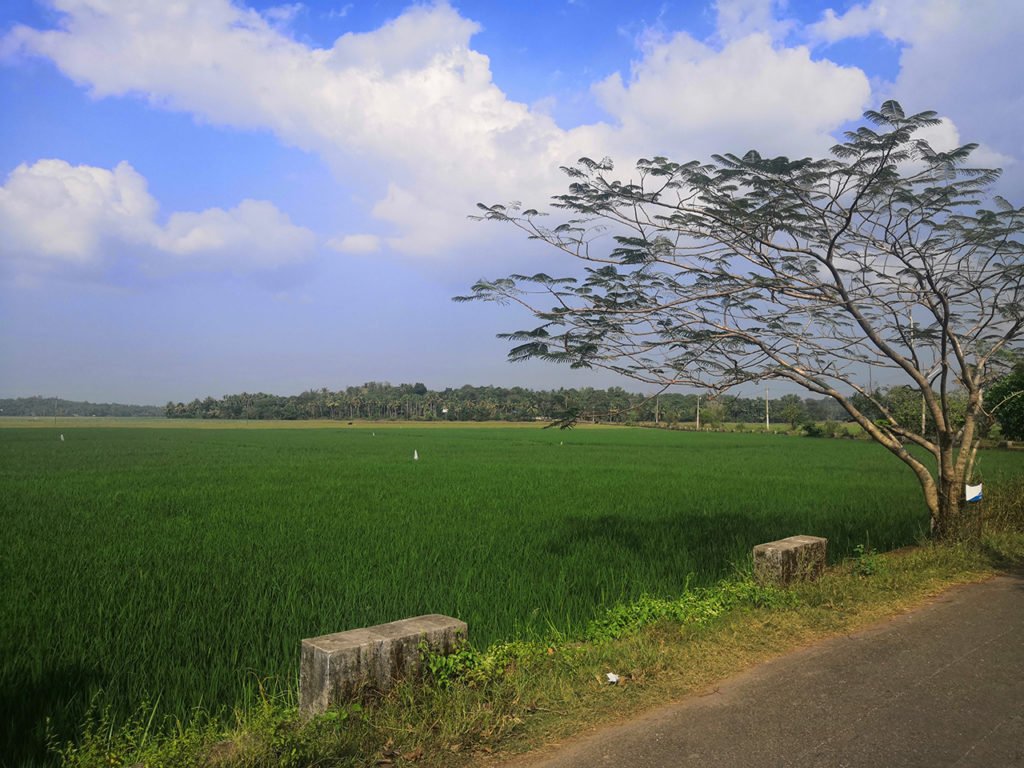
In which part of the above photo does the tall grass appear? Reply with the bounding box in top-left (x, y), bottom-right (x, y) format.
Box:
top-left (2, 425), bottom-right (1021, 765)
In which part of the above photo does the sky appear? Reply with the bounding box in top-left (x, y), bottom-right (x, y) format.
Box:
top-left (1, 0), bottom-right (1022, 404)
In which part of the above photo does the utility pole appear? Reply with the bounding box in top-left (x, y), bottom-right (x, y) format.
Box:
top-left (765, 384), bottom-right (770, 431)
top-left (696, 394), bottom-right (701, 431)
top-left (655, 395), bottom-right (660, 424)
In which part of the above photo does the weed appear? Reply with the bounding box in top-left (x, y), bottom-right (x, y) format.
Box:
top-left (852, 543), bottom-right (884, 576)
top-left (585, 579), bottom-right (797, 642)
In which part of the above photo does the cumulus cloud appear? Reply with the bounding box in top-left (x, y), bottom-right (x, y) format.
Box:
top-left (714, 0), bottom-right (794, 43)
top-left (0, 159), bottom-right (156, 265)
top-left (914, 118), bottom-right (1014, 170)
top-left (0, 159), bottom-right (315, 277)
top-left (807, 0), bottom-right (1024, 187)
top-left (809, 3), bottom-right (907, 42)
top-left (326, 233), bottom-right (381, 254)
top-left (262, 3), bottom-right (305, 28)
top-left (3, 0), bottom-right (880, 259)
top-left (157, 200), bottom-right (315, 270)
top-left (591, 31), bottom-right (870, 160)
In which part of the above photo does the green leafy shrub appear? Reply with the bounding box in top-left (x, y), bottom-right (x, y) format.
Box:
top-left (801, 422), bottom-right (825, 438)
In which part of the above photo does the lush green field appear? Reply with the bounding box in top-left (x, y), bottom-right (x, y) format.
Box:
top-left (2, 424), bottom-right (1021, 764)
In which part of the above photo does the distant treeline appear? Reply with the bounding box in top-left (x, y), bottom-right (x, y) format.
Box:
top-left (0, 396), bottom-right (164, 418)
top-left (164, 381), bottom-right (850, 424)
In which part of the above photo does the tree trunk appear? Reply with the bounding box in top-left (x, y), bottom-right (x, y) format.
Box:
top-left (929, 442), bottom-right (980, 543)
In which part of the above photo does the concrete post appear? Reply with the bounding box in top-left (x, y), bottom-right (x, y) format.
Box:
top-left (300, 614), bottom-right (467, 715)
top-left (753, 535), bottom-right (828, 585)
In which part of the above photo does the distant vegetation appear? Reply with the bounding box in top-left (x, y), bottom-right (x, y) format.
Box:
top-left (0, 396), bottom-right (163, 418)
top-left (164, 381), bottom-right (850, 424)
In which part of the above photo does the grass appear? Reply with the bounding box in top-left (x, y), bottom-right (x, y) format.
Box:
top-left (2, 423), bottom-right (1022, 765)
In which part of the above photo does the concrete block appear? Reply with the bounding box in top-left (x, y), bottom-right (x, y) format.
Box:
top-left (753, 535), bottom-right (827, 586)
top-left (300, 614), bottom-right (467, 715)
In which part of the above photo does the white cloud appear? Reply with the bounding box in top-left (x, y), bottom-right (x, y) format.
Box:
top-left (807, 0), bottom-right (961, 45)
top-left (3, 1), bottom-right (899, 259)
top-left (263, 3), bottom-right (305, 24)
top-left (157, 199), bottom-right (315, 270)
top-left (715, 0), bottom-right (793, 42)
top-left (0, 159), bottom-right (315, 276)
top-left (325, 5), bottom-right (353, 21)
top-left (326, 233), bottom-right (381, 254)
top-left (810, 3), bottom-right (903, 43)
top-left (591, 32), bottom-right (870, 159)
top-left (325, 3), bottom-right (481, 76)
top-left (914, 118), bottom-right (1013, 170)
top-left (808, 0), bottom-right (1024, 190)
top-left (3, 1), bottom-right (564, 257)
top-left (0, 159), bottom-right (156, 266)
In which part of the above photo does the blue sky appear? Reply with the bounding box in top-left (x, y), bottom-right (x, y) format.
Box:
top-left (1, 0), bottom-right (1022, 404)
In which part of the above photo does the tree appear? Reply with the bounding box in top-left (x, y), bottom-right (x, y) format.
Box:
top-left (985, 362), bottom-right (1024, 439)
top-left (777, 394), bottom-right (806, 429)
top-left (458, 102), bottom-right (1024, 539)
top-left (701, 398), bottom-right (726, 428)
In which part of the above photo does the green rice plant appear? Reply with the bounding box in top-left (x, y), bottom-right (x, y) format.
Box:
top-left (1, 424), bottom-right (1021, 764)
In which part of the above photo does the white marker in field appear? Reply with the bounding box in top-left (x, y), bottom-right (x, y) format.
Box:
top-left (413, 449), bottom-right (419, 461)
top-left (60, 434), bottom-right (64, 442)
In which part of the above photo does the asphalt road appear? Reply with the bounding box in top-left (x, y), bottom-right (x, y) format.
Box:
top-left (505, 573), bottom-right (1024, 768)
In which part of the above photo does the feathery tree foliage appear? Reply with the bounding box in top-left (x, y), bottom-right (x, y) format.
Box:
top-left (458, 102), bottom-right (1024, 539)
